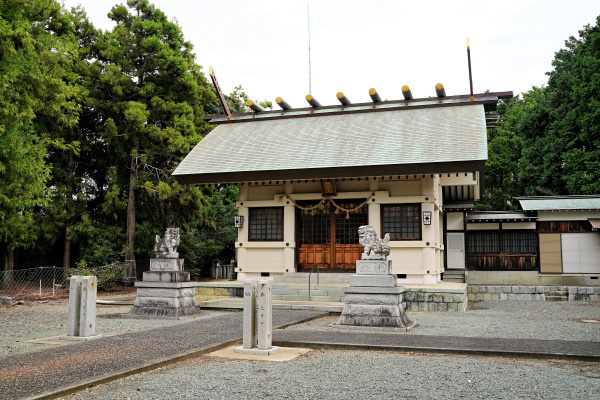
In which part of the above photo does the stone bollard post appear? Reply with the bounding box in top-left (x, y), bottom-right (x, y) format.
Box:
top-left (242, 280), bottom-right (258, 349)
top-left (67, 276), bottom-right (83, 336)
top-left (236, 280), bottom-right (279, 355)
top-left (63, 275), bottom-right (102, 341)
top-left (257, 280), bottom-right (273, 350)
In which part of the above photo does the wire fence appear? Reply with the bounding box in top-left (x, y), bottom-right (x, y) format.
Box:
top-left (0, 262), bottom-right (136, 301)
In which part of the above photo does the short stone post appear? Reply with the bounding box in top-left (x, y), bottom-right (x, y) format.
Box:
top-left (236, 280), bottom-right (279, 355)
top-left (257, 280), bottom-right (273, 350)
top-left (67, 276), bottom-right (82, 336)
top-left (242, 280), bottom-right (258, 349)
top-left (63, 275), bottom-right (102, 341)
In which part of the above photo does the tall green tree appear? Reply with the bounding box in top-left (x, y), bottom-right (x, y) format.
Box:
top-left (0, 0), bottom-right (81, 278)
top-left (93, 0), bottom-right (213, 275)
top-left (478, 95), bottom-right (525, 210)
top-left (519, 16), bottom-right (600, 195)
top-left (34, 6), bottom-right (100, 271)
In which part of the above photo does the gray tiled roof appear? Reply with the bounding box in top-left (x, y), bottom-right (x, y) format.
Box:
top-left (518, 196), bottom-right (600, 211)
top-left (466, 211), bottom-right (537, 222)
top-left (173, 104), bottom-right (487, 183)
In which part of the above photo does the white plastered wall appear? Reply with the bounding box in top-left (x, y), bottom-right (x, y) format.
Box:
top-left (235, 175), bottom-right (457, 284)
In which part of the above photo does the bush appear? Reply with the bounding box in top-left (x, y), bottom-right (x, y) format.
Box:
top-left (68, 260), bottom-right (127, 290)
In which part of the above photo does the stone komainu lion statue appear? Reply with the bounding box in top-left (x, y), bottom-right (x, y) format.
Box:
top-left (358, 225), bottom-right (390, 260)
top-left (154, 228), bottom-right (180, 259)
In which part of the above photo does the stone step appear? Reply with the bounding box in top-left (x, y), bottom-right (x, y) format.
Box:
top-left (545, 290), bottom-right (568, 297)
top-left (545, 295), bottom-right (568, 302)
top-left (274, 273), bottom-right (353, 284)
top-left (272, 288), bottom-right (329, 296)
top-left (272, 295), bottom-right (344, 302)
top-left (443, 278), bottom-right (465, 283)
top-left (443, 271), bottom-right (465, 276)
top-left (442, 270), bottom-right (465, 283)
top-left (272, 287), bottom-right (346, 298)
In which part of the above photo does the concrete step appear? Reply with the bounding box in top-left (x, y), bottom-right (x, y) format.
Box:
top-left (443, 270), bottom-right (465, 283)
top-left (443, 278), bottom-right (465, 283)
top-left (272, 286), bottom-right (346, 299)
top-left (274, 273), bottom-right (353, 284)
top-left (272, 295), bottom-right (344, 302)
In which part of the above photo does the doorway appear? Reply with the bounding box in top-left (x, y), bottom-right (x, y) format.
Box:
top-left (297, 199), bottom-right (367, 272)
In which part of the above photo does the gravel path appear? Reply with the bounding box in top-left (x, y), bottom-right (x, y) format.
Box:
top-left (63, 350), bottom-right (600, 400)
top-left (0, 308), bottom-right (322, 399)
top-left (285, 301), bottom-right (600, 341)
top-left (0, 300), bottom-right (226, 357)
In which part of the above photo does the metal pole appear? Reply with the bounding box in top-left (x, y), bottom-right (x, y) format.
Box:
top-left (307, 2), bottom-right (312, 95)
top-left (467, 37), bottom-right (474, 101)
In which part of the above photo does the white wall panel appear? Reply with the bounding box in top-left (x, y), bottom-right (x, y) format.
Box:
top-left (561, 233), bottom-right (600, 274)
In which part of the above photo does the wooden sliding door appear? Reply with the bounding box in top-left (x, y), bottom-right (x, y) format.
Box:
top-left (297, 199), bottom-right (367, 272)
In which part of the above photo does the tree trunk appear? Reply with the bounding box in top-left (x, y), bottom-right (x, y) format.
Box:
top-left (63, 151), bottom-right (74, 276)
top-left (125, 136), bottom-right (139, 281)
top-left (3, 247), bottom-right (14, 289)
top-left (63, 223), bottom-right (71, 279)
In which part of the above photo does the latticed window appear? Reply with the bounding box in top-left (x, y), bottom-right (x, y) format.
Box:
top-left (298, 200), bottom-right (368, 245)
top-left (298, 203), bottom-right (331, 244)
top-left (503, 232), bottom-right (537, 254)
top-left (467, 232), bottom-right (499, 253)
top-left (334, 201), bottom-right (368, 244)
top-left (382, 204), bottom-right (421, 240)
top-left (249, 207), bottom-right (283, 241)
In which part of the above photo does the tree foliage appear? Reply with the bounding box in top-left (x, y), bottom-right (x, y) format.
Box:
top-left (479, 16), bottom-right (600, 209)
top-left (1, 0), bottom-right (240, 277)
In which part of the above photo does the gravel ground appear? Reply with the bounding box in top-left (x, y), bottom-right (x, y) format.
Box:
top-left (0, 300), bottom-right (231, 357)
top-left (1, 300), bottom-right (599, 399)
top-left (63, 349), bottom-right (600, 400)
top-left (0, 309), bottom-right (322, 399)
top-left (288, 301), bottom-right (600, 342)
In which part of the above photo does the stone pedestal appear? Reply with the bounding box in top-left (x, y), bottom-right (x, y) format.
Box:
top-left (126, 258), bottom-right (199, 319)
top-left (336, 259), bottom-right (414, 329)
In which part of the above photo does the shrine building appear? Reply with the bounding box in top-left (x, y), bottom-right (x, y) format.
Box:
top-left (173, 88), bottom-right (512, 285)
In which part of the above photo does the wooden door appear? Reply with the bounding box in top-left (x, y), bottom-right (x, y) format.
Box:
top-left (297, 199), bottom-right (367, 272)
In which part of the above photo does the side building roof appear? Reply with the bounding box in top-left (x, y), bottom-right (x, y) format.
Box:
top-left (517, 195), bottom-right (600, 211)
top-left (173, 94), bottom-right (503, 184)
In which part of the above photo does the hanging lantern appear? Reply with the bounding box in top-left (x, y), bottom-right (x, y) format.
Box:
top-left (234, 215), bottom-right (244, 228)
top-left (423, 211), bottom-right (432, 225)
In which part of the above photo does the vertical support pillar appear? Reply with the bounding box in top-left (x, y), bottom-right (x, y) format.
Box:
top-left (67, 276), bottom-right (82, 336)
top-left (368, 203), bottom-right (380, 235)
top-left (257, 280), bottom-right (273, 350)
top-left (242, 280), bottom-right (258, 349)
top-left (79, 276), bottom-right (97, 337)
top-left (283, 204), bottom-right (296, 272)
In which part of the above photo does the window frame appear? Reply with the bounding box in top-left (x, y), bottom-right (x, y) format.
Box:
top-left (381, 203), bottom-right (422, 241)
top-left (248, 207), bottom-right (284, 241)
top-left (466, 230), bottom-right (537, 255)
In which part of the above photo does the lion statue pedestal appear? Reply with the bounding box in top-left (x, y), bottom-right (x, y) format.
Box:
top-left (126, 228), bottom-right (199, 319)
top-left (335, 225), bottom-right (415, 329)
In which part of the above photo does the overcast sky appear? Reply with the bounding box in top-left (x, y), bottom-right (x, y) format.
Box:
top-left (63, 0), bottom-right (599, 107)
